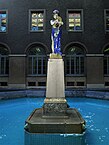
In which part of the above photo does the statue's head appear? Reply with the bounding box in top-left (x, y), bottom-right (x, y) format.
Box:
top-left (53, 10), bottom-right (59, 14)
top-left (53, 10), bottom-right (59, 19)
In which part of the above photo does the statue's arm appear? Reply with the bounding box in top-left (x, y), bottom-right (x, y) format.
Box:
top-left (50, 20), bottom-right (55, 26)
top-left (58, 17), bottom-right (63, 26)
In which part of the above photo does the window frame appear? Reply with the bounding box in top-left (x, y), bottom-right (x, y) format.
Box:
top-left (0, 9), bottom-right (8, 33)
top-left (27, 54), bottom-right (47, 76)
top-left (104, 9), bottom-right (109, 33)
top-left (29, 9), bottom-right (46, 33)
top-left (104, 54), bottom-right (109, 76)
top-left (65, 54), bottom-right (85, 76)
top-left (0, 54), bottom-right (9, 76)
top-left (67, 9), bottom-right (83, 32)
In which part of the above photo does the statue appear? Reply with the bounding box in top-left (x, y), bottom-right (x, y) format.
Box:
top-left (50, 10), bottom-right (63, 55)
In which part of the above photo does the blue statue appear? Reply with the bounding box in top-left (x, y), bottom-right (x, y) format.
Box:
top-left (50, 10), bottom-right (63, 55)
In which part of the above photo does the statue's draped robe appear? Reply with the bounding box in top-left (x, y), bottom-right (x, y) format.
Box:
top-left (51, 16), bottom-right (63, 55)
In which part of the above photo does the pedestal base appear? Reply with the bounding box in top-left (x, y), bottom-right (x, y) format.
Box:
top-left (43, 98), bottom-right (68, 117)
top-left (25, 108), bottom-right (85, 134)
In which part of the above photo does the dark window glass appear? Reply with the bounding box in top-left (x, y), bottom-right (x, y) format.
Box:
top-left (38, 57), bottom-right (42, 74)
top-left (66, 58), bottom-right (70, 74)
top-left (28, 82), bottom-right (36, 86)
top-left (66, 46), bottom-right (84, 55)
top-left (77, 82), bottom-right (84, 86)
top-left (28, 46), bottom-right (46, 55)
top-left (27, 46), bottom-right (47, 76)
top-left (0, 11), bottom-right (7, 32)
top-left (71, 57), bottom-right (74, 74)
top-left (68, 10), bottom-right (82, 31)
top-left (105, 82), bottom-right (109, 86)
top-left (76, 57), bottom-right (79, 74)
top-left (38, 82), bottom-right (46, 86)
top-left (0, 82), bottom-right (8, 86)
top-left (105, 10), bottom-right (109, 31)
top-left (30, 10), bottom-right (44, 32)
top-left (106, 18), bottom-right (109, 30)
top-left (106, 11), bottom-right (109, 17)
top-left (43, 58), bottom-right (47, 74)
top-left (0, 45), bottom-right (9, 75)
top-left (104, 46), bottom-right (109, 75)
top-left (65, 46), bottom-right (85, 76)
top-left (33, 57), bottom-right (37, 74)
top-left (67, 82), bottom-right (74, 86)
top-left (81, 57), bottom-right (84, 74)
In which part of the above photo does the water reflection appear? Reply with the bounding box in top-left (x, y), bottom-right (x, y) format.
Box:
top-left (25, 131), bottom-right (87, 145)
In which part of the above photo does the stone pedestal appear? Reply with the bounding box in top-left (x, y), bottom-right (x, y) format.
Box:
top-left (25, 54), bottom-right (86, 134)
top-left (43, 56), bottom-right (67, 117)
top-left (43, 98), bottom-right (68, 117)
top-left (46, 57), bottom-right (65, 98)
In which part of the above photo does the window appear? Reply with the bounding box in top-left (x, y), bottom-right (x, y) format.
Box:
top-left (67, 82), bottom-right (74, 86)
top-left (67, 9), bottom-right (83, 31)
top-left (38, 82), bottom-right (46, 86)
top-left (29, 10), bottom-right (45, 32)
top-left (77, 82), bottom-right (84, 86)
top-left (0, 44), bottom-right (9, 76)
top-left (65, 45), bottom-right (85, 76)
top-left (66, 81), bottom-right (84, 87)
top-left (0, 10), bottom-right (7, 32)
top-left (0, 82), bottom-right (8, 86)
top-left (27, 45), bottom-right (47, 76)
top-left (105, 82), bottom-right (109, 86)
top-left (104, 46), bottom-right (109, 75)
top-left (28, 82), bottom-right (36, 86)
top-left (105, 10), bottom-right (109, 32)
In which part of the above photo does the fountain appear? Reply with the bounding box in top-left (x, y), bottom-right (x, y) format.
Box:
top-left (24, 10), bottom-right (85, 144)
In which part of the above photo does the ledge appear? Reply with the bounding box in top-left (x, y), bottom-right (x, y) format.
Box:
top-left (86, 54), bottom-right (104, 57)
top-left (44, 98), bottom-right (67, 103)
top-left (0, 89), bottom-right (109, 100)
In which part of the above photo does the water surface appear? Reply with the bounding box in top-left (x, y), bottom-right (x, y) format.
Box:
top-left (0, 97), bottom-right (109, 145)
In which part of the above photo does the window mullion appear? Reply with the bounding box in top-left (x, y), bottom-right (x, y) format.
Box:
top-left (107, 56), bottom-right (109, 74)
top-left (45, 57), bottom-right (47, 74)
top-left (37, 56), bottom-right (38, 75)
top-left (42, 56), bottom-right (43, 75)
top-left (78, 56), bottom-right (81, 74)
top-left (74, 56), bottom-right (75, 75)
top-left (32, 57), bottom-right (33, 75)
top-left (4, 57), bottom-right (6, 74)
top-left (106, 56), bottom-right (108, 74)
top-left (70, 56), bottom-right (71, 75)
top-left (83, 56), bottom-right (85, 74)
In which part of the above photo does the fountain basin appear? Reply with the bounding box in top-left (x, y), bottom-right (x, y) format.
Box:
top-left (25, 108), bottom-right (85, 134)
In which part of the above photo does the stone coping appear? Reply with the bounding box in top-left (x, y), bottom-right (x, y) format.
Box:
top-left (0, 89), bottom-right (109, 100)
top-left (44, 98), bottom-right (67, 103)
top-left (49, 53), bottom-right (62, 59)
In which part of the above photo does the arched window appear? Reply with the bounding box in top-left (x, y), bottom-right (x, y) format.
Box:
top-left (0, 44), bottom-right (9, 75)
top-left (65, 45), bottom-right (85, 76)
top-left (27, 45), bottom-right (47, 75)
top-left (104, 46), bottom-right (109, 75)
